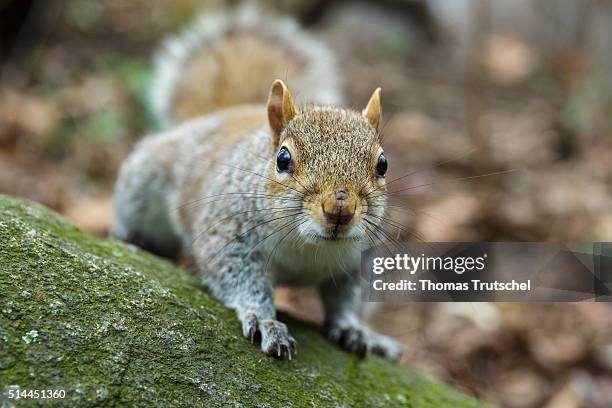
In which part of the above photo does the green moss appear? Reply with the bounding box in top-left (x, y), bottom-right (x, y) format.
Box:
top-left (0, 195), bottom-right (486, 407)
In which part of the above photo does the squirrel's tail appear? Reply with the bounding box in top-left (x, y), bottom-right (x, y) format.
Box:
top-left (150, 5), bottom-right (344, 128)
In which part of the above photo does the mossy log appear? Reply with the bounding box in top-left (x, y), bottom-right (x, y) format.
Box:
top-left (0, 195), bottom-right (485, 407)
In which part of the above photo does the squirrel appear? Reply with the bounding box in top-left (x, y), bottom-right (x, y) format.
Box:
top-left (112, 6), bottom-right (401, 361)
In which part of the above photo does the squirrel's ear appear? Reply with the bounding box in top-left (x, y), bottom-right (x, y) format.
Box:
top-left (362, 87), bottom-right (382, 131)
top-left (267, 79), bottom-right (297, 142)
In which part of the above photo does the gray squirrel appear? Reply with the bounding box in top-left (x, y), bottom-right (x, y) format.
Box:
top-left (112, 6), bottom-right (401, 360)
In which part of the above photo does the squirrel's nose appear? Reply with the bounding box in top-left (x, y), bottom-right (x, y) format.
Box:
top-left (321, 190), bottom-right (356, 225)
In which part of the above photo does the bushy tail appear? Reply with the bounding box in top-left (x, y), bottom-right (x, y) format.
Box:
top-left (149, 5), bottom-right (344, 128)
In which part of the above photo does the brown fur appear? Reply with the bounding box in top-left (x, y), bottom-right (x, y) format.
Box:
top-left (171, 35), bottom-right (303, 122)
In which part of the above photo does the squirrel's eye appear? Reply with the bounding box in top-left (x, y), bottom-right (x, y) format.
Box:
top-left (276, 146), bottom-right (293, 173)
top-left (376, 153), bottom-right (387, 177)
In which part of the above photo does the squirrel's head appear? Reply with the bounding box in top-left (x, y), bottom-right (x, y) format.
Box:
top-left (265, 80), bottom-right (387, 245)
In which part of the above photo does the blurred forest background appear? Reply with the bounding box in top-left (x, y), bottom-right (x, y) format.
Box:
top-left (1, 0), bottom-right (612, 406)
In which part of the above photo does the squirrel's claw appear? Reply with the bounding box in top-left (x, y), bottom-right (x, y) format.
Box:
top-left (259, 320), bottom-right (296, 360)
top-left (241, 314), bottom-right (297, 360)
top-left (326, 322), bottom-right (403, 361)
top-left (242, 312), bottom-right (260, 344)
top-left (260, 319), bottom-right (296, 360)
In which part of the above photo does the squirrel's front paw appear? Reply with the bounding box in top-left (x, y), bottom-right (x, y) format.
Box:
top-left (326, 321), bottom-right (402, 361)
top-left (242, 313), bottom-right (297, 360)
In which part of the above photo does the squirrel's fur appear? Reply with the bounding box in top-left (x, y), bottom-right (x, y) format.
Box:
top-left (112, 7), bottom-right (401, 360)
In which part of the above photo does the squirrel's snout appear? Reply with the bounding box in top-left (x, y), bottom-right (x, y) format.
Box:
top-left (321, 190), bottom-right (356, 226)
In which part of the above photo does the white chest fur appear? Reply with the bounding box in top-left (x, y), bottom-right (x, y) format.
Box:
top-left (266, 236), bottom-right (361, 287)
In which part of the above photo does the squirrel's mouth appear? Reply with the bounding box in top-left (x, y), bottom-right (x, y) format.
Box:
top-left (313, 230), bottom-right (362, 243)
top-left (317, 233), bottom-right (342, 242)
top-left (300, 221), bottom-right (364, 245)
